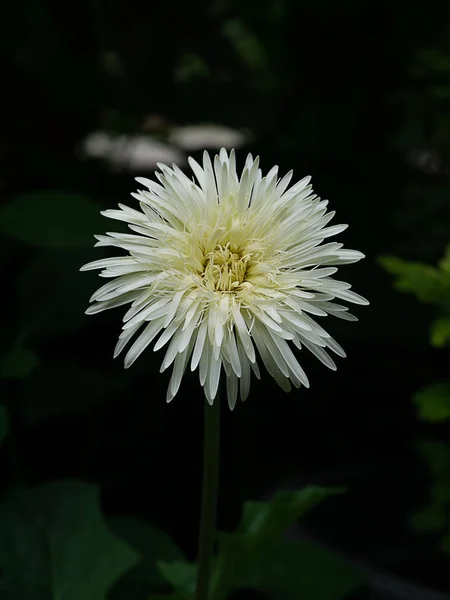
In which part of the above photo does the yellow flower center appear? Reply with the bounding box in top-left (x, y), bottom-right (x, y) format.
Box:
top-left (202, 242), bottom-right (250, 292)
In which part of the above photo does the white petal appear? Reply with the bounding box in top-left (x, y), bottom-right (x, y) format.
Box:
top-left (124, 317), bottom-right (165, 368)
top-left (332, 288), bottom-right (369, 305)
top-left (325, 337), bottom-right (347, 358)
top-left (177, 310), bottom-right (201, 353)
top-left (123, 298), bottom-right (171, 329)
top-left (153, 320), bottom-right (180, 351)
top-left (223, 330), bottom-right (242, 377)
top-left (256, 325), bottom-right (290, 377)
top-left (237, 340), bottom-right (251, 401)
top-left (114, 322), bottom-right (142, 358)
top-left (208, 355), bottom-right (222, 400)
top-left (226, 372), bottom-right (238, 410)
top-left (199, 338), bottom-right (211, 386)
top-left (191, 319), bottom-right (208, 371)
top-left (80, 257), bottom-right (138, 272)
top-left (85, 292), bottom-right (139, 314)
top-left (232, 305), bottom-right (256, 362)
top-left (164, 290), bottom-right (186, 327)
top-left (267, 330), bottom-right (310, 387)
top-left (167, 336), bottom-right (195, 402)
top-left (300, 336), bottom-right (337, 370)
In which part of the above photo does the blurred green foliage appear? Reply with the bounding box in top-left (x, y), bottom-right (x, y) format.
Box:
top-left (212, 487), bottom-right (363, 600)
top-left (0, 481), bottom-right (139, 599)
top-left (0, 343), bottom-right (39, 380)
top-left (410, 441), bottom-right (450, 555)
top-left (414, 383), bottom-right (450, 423)
top-left (381, 247), bottom-right (450, 556)
top-left (108, 517), bottom-right (186, 600)
top-left (154, 487), bottom-right (363, 600)
top-left (0, 483), bottom-right (362, 600)
top-left (380, 246), bottom-right (450, 425)
top-left (0, 192), bottom-right (105, 249)
top-left (379, 247), bottom-right (450, 314)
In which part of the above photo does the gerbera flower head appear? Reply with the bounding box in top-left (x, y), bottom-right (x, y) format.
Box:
top-left (81, 149), bottom-right (368, 408)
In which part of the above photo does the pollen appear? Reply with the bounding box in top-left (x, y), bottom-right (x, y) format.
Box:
top-left (202, 242), bottom-right (250, 291)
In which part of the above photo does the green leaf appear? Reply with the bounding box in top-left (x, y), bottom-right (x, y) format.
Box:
top-left (0, 480), bottom-right (139, 600)
top-left (417, 440), bottom-right (450, 477)
top-left (0, 405), bottom-right (10, 444)
top-left (430, 318), bottom-right (450, 347)
top-left (222, 20), bottom-right (267, 72)
top-left (409, 503), bottom-right (447, 533)
top-left (22, 362), bottom-right (126, 426)
top-left (18, 249), bottom-right (96, 338)
top-left (429, 85), bottom-right (450, 100)
top-left (156, 561), bottom-right (197, 596)
top-left (243, 537), bottom-right (364, 600)
top-left (413, 382), bottom-right (450, 422)
top-left (442, 533), bottom-right (450, 554)
top-left (0, 192), bottom-right (104, 248)
top-left (430, 480), bottom-right (450, 504)
top-left (211, 486), bottom-right (343, 600)
top-left (378, 256), bottom-right (445, 305)
top-left (0, 345), bottom-right (39, 379)
top-left (174, 53), bottom-right (209, 83)
top-left (107, 517), bottom-right (185, 600)
top-left (438, 245), bottom-right (450, 274)
top-left (414, 49), bottom-right (450, 74)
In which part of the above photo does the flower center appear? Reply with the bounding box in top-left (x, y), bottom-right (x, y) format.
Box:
top-left (202, 242), bottom-right (250, 291)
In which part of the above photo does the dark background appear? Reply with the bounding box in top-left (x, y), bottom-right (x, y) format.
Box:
top-left (1, 0), bottom-right (450, 598)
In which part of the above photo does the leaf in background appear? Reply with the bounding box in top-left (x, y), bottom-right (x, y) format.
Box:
top-left (0, 192), bottom-right (104, 248)
top-left (378, 256), bottom-right (445, 305)
top-left (439, 245), bottom-right (450, 274)
top-left (417, 440), bottom-right (450, 477)
top-left (442, 533), bottom-right (450, 554)
top-left (413, 382), bottom-right (450, 422)
top-left (0, 405), bottom-right (10, 444)
top-left (222, 20), bottom-right (267, 72)
top-left (156, 561), bottom-right (197, 596)
top-left (18, 249), bottom-right (97, 338)
top-left (174, 53), bottom-right (209, 84)
top-left (430, 480), bottom-right (450, 504)
top-left (410, 440), bottom-right (450, 540)
top-left (0, 344), bottom-right (39, 379)
top-left (242, 537), bottom-right (364, 600)
top-left (211, 486), bottom-right (343, 600)
top-left (23, 362), bottom-right (126, 426)
top-left (0, 480), bottom-right (138, 600)
top-left (108, 517), bottom-right (185, 600)
top-left (409, 503), bottom-right (447, 533)
top-left (430, 318), bottom-right (450, 347)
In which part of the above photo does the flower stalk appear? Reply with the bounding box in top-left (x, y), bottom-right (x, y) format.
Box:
top-left (196, 394), bottom-right (221, 600)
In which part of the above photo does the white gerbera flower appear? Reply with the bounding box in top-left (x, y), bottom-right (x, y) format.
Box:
top-left (81, 149), bottom-right (368, 409)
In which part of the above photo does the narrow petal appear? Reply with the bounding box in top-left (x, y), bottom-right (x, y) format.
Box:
top-left (124, 317), bottom-right (165, 368)
top-left (226, 372), bottom-right (239, 410)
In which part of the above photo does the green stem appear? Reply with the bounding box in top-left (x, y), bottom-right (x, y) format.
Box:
top-left (196, 393), bottom-right (221, 600)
